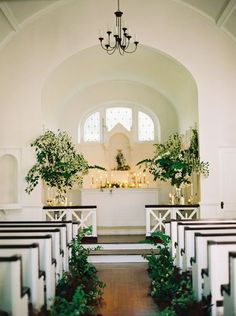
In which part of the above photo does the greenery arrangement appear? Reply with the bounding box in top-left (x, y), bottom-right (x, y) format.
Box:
top-left (25, 130), bottom-right (104, 200)
top-left (137, 128), bottom-right (209, 188)
top-left (49, 227), bottom-right (105, 316)
top-left (144, 231), bottom-right (211, 316)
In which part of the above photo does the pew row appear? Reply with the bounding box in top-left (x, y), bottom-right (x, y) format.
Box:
top-left (191, 232), bottom-right (236, 301)
top-left (0, 221), bottom-right (74, 245)
top-left (0, 221), bottom-right (81, 258)
top-left (0, 244), bottom-right (44, 311)
top-left (176, 222), bottom-right (236, 268)
top-left (202, 241), bottom-right (236, 316)
top-left (0, 255), bottom-right (29, 316)
top-left (0, 228), bottom-right (63, 277)
top-left (164, 219), bottom-right (236, 259)
top-left (0, 235), bottom-right (55, 307)
top-left (221, 251), bottom-right (236, 316)
top-left (0, 224), bottom-right (68, 269)
top-left (182, 226), bottom-right (236, 271)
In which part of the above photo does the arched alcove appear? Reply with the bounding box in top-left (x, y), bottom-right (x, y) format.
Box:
top-left (41, 44), bottom-right (198, 140)
top-left (0, 154), bottom-right (18, 205)
top-left (107, 132), bottom-right (131, 171)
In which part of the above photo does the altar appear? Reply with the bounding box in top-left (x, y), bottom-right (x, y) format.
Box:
top-left (80, 188), bottom-right (159, 235)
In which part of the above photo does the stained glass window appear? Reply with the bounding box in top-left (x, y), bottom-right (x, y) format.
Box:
top-left (106, 107), bottom-right (132, 131)
top-left (84, 112), bottom-right (100, 142)
top-left (138, 111), bottom-right (154, 141)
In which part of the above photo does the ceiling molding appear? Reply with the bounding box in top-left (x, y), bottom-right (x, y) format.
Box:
top-left (18, 0), bottom-right (69, 29)
top-left (0, 2), bottom-right (19, 32)
top-left (216, 0), bottom-right (236, 26)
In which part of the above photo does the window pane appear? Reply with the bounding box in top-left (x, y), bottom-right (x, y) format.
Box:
top-left (106, 107), bottom-right (132, 131)
top-left (138, 111), bottom-right (154, 141)
top-left (84, 112), bottom-right (100, 142)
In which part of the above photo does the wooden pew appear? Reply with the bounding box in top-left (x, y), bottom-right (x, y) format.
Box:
top-left (0, 221), bottom-right (80, 264)
top-left (0, 244), bottom-right (44, 311)
top-left (191, 232), bottom-right (236, 301)
top-left (221, 251), bottom-right (236, 316)
top-left (176, 222), bottom-right (236, 268)
top-left (164, 219), bottom-right (236, 259)
top-left (0, 255), bottom-right (29, 316)
top-left (182, 226), bottom-right (236, 271)
top-left (202, 241), bottom-right (236, 316)
top-left (0, 221), bottom-right (74, 247)
top-left (0, 228), bottom-right (63, 277)
top-left (0, 235), bottom-right (55, 308)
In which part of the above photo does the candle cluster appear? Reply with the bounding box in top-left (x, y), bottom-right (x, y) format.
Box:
top-left (90, 171), bottom-right (150, 189)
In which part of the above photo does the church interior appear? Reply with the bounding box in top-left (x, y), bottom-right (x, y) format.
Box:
top-left (0, 0), bottom-right (236, 315)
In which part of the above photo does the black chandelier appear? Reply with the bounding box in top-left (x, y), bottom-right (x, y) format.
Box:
top-left (98, 0), bottom-right (139, 55)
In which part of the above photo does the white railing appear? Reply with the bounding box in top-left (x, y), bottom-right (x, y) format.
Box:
top-left (145, 204), bottom-right (200, 236)
top-left (43, 205), bottom-right (97, 237)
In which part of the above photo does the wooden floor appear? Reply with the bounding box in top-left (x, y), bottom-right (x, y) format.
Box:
top-left (95, 263), bottom-right (159, 316)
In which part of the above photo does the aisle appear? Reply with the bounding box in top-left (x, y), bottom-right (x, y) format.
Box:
top-left (95, 263), bottom-right (158, 316)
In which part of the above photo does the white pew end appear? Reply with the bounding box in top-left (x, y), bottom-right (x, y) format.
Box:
top-left (0, 229), bottom-right (62, 278)
top-left (177, 223), bottom-right (236, 269)
top-left (191, 232), bottom-right (236, 301)
top-left (0, 255), bottom-right (29, 316)
top-left (202, 241), bottom-right (236, 316)
top-left (0, 235), bottom-right (55, 308)
top-left (221, 251), bottom-right (236, 316)
top-left (0, 244), bottom-right (44, 311)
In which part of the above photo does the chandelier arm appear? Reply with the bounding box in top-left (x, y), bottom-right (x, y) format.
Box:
top-left (122, 36), bottom-right (130, 49)
top-left (121, 43), bottom-right (139, 54)
top-left (118, 46), bottom-right (125, 55)
top-left (99, 41), bottom-right (110, 51)
top-left (107, 46), bottom-right (118, 55)
top-left (99, 40), bottom-right (116, 53)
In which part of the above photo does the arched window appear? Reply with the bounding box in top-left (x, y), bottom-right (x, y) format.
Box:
top-left (138, 111), bottom-right (154, 141)
top-left (84, 112), bottom-right (100, 142)
top-left (80, 104), bottom-right (157, 143)
top-left (106, 107), bottom-right (132, 131)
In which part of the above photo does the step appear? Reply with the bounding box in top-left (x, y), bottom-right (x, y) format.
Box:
top-left (89, 249), bottom-right (159, 256)
top-left (83, 234), bottom-right (161, 263)
top-left (88, 249), bottom-right (158, 262)
top-left (82, 243), bottom-right (160, 250)
top-left (84, 242), bottom-right (160, 263)
top-left (88, 254), bottom-right (148, 263)
top-left (97, 234), bottom-right (146, 244)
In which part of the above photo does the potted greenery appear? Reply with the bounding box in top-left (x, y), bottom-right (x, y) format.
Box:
top-left (25, 130), bottom-right (103, 204)
top-left (137, 128), bottom-right (209, 197)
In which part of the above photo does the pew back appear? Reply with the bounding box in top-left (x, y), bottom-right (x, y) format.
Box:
top-left (183, 226), bottom-right (236, 271)
top-left (222, 252), bottom-right (236, 316)
top-left (192, 233), bottom-right (236, 301)
top-left (176, 223), bottom-right (236, 267)
top-left (165, 219), bottom-right (236, 257)
top-left (0, 244), bottom-right (44, 310)
top-left (0, 228), bottom-right (62, 276)
top-left (0, 235), bottom-right (55, 307)
top-left (203, 241), bottom-right (236, 316)
top-left (0, 255), bottom-right (29, 316)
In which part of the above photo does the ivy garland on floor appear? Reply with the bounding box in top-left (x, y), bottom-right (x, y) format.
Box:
top-left (144, 231), bottom-right (211, 316)
top-left (38, 228), bottom-right (105, 316)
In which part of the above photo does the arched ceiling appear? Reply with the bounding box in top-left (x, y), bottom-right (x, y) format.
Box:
top-left (42, 44), bottom-right (198, 134)
top-left (0, 0), bottom-right (235, 48)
